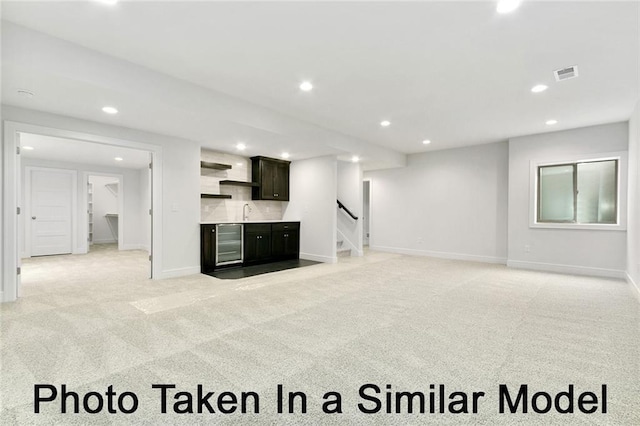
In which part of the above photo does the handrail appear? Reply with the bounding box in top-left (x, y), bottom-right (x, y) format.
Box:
top-left (337, 199), bottom-right (358, 220)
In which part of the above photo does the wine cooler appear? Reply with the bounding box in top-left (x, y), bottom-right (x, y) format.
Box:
top-left (215, 224), bottom-right (243, 266)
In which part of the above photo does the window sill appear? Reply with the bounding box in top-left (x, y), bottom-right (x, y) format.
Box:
top-left (530, 222), bottom-right (626, 231)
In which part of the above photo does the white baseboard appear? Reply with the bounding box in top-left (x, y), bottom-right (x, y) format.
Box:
top-left (627, 272), bottom-right (640, 302)
top-left (157, 266), bottom-right (200, 279)
top-left (370, 245), bottom-right (507, 265)
top-left (507, 260), bottom-right (626, 279)
top-left (120, 244), bottom-right (149, 251)
top-left (93, 238), bottom-right (117, 244)
top-left (300, 252), bottom-right (337, 264)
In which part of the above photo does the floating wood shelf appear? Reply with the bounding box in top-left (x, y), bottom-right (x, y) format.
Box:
top-left (201, 194), bottom-right (232, 199)
top-left (200, 161), bottom-right (232, 170)
top-left (219, 180), bottom-right (259, 187)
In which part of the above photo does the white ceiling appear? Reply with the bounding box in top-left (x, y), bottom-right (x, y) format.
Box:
top-left (20, 133), bottom-right (151, 169)
top-left (2, 1), bottom-right (638, 167)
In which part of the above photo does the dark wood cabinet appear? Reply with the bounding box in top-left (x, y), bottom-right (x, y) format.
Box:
top-left (251, 156), bottom-right (290, 201)
top-left (244, 223), bottom-right (272, 264)
top-left (200, 224), bottom-right (216, 273)
top-left (272, 222), bottom-right (300, 259)
top-left (201, 221), bottom-right (300, 273)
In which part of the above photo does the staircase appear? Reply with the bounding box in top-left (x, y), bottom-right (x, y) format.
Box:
top-left (337, 238), bottom-right (351, 258)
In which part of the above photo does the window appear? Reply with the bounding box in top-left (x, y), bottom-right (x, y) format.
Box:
top-left (537, 159), bottom-right (618, 224)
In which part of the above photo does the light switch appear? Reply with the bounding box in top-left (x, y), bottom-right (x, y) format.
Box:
top-left (172, 203), bottom-right (178, 212)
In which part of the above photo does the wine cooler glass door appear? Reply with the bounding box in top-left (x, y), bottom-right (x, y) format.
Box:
top-left (215, 224), bottom-right (243, 266)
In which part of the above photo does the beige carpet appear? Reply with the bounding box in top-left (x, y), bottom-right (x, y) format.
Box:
top-left (1, 246), bottom-right (638, 425)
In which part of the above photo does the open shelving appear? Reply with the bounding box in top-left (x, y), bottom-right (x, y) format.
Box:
top-left (219, 180), bottom-right (259, 187)
top-left (201, 193), bottom-right (232, 199)
top-left (201, 161), bottom-right (232, 170)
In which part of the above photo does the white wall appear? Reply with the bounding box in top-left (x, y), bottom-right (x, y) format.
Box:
top-left (283, 156), bottom-right (337, 263)
top-left (508, 122), bottom-right (628, 277)
top-left (365, 141), bottom-right (509, 263)
top-left (20, 158), bottom-right (147, 255)
top-left (628, 102), bottom-right (640, 295)
top-left (337, 160), bottom-right (363, 256)
top-left (3, 105), bottom-right (200, 289)
top-left (89, 175), bottom-right (119, 244)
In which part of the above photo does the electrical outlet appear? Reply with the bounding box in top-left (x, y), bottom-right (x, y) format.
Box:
top-left (524, 245), bottom-right (531, 253)
top-left (417, 237), bottom-right (423, 244)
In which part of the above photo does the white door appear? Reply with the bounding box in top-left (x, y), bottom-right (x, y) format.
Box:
top-left (30, 169), bottom-right (73, 256)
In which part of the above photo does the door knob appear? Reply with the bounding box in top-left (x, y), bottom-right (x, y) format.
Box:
top-left (32, 216), bottom-right (36, 220)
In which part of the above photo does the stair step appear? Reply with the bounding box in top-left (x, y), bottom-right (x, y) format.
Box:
top-left (337, 248), bottom-right (351, 258)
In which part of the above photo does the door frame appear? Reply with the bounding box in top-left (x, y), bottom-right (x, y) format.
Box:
top-left (24, 166), bottom-right (78, 258)
top-left (84, 173), bottom-right (124, 252)
top-left (363, 178), bottom-right (372, 247)
top-left (3, 121), bottom-right (163, 302)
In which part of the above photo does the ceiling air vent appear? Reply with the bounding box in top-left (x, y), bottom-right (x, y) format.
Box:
top-left (554, 65), bottom-right (579, 82)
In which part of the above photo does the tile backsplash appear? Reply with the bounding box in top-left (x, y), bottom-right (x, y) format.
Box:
top-left (200, 149), bottom-right (285, 222)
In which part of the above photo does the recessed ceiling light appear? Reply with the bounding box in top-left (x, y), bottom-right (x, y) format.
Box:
top-left (236, 162), bottom-right (243, 166)
top-left (102, 106), bottom-right (118, 114)
top-left (531, 84), bottom-right (548, 93)
top-left (299, 81), bottom-right (313, 92)
top-left (497, 0), bottom-right (522, 14)
top-left (282, 152), bottom-right (290, 159)
top-left (380, 120), bottom-right (391, 127)
top-left (17, 89), bottom-right (34, 98)
top-left (22, 146), bottom-right (34, 150)
top-left (236, 143), bottom-right (246, 151)
top-left (546, 119), bottom-right (558, 126)
top-left (352, 156), bottom-right (360, 163)
top-left (114, 157), bottom-right (123, 161)
top-left (422, 140), bottom-right (431, 145)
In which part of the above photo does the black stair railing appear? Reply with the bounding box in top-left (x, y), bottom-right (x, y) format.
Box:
top-left (337, 200), bottom-right (358, 220)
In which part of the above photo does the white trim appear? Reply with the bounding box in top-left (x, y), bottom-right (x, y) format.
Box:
top-left (627, 272), bottom-right (640, 302)
top-left (92, 238), bottom-right (118, 244)
top-left (363, 178), bottom-right (371, 247)
top-left (529, 222), bottom-right (627, 231)
top-left (120, 244), bottom-right (150, 251)
top-left (300, 252), bottom-right (338, 264)
top-left (4, 122), bottom-right (21, 302)
top-left (3, 120), bottom-right (163, 302)
top-left (158, 266), bottom-right (200, 279)
top-left (529, 151), bottom-right (628, 230)
top-left (370, 245), bottom-right (507, 264)
top-left (507, 260), bottom-right (626, 279)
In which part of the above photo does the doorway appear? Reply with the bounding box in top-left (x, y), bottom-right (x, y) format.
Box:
top-left (363, 180), bottom-right (371, 247)
top-left (19, 134), bottom-right (152, 287)
top-left (3, 121), bottom-right (163, 302)
top-left (87, 174), bottom-right (123, 251)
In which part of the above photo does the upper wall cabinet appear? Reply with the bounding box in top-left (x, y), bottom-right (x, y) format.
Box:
top-left (251, 156), bottom-right (290, 201)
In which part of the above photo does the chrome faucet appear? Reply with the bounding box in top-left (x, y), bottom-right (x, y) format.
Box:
top-left (243, 203), bottom-right (252, 221)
